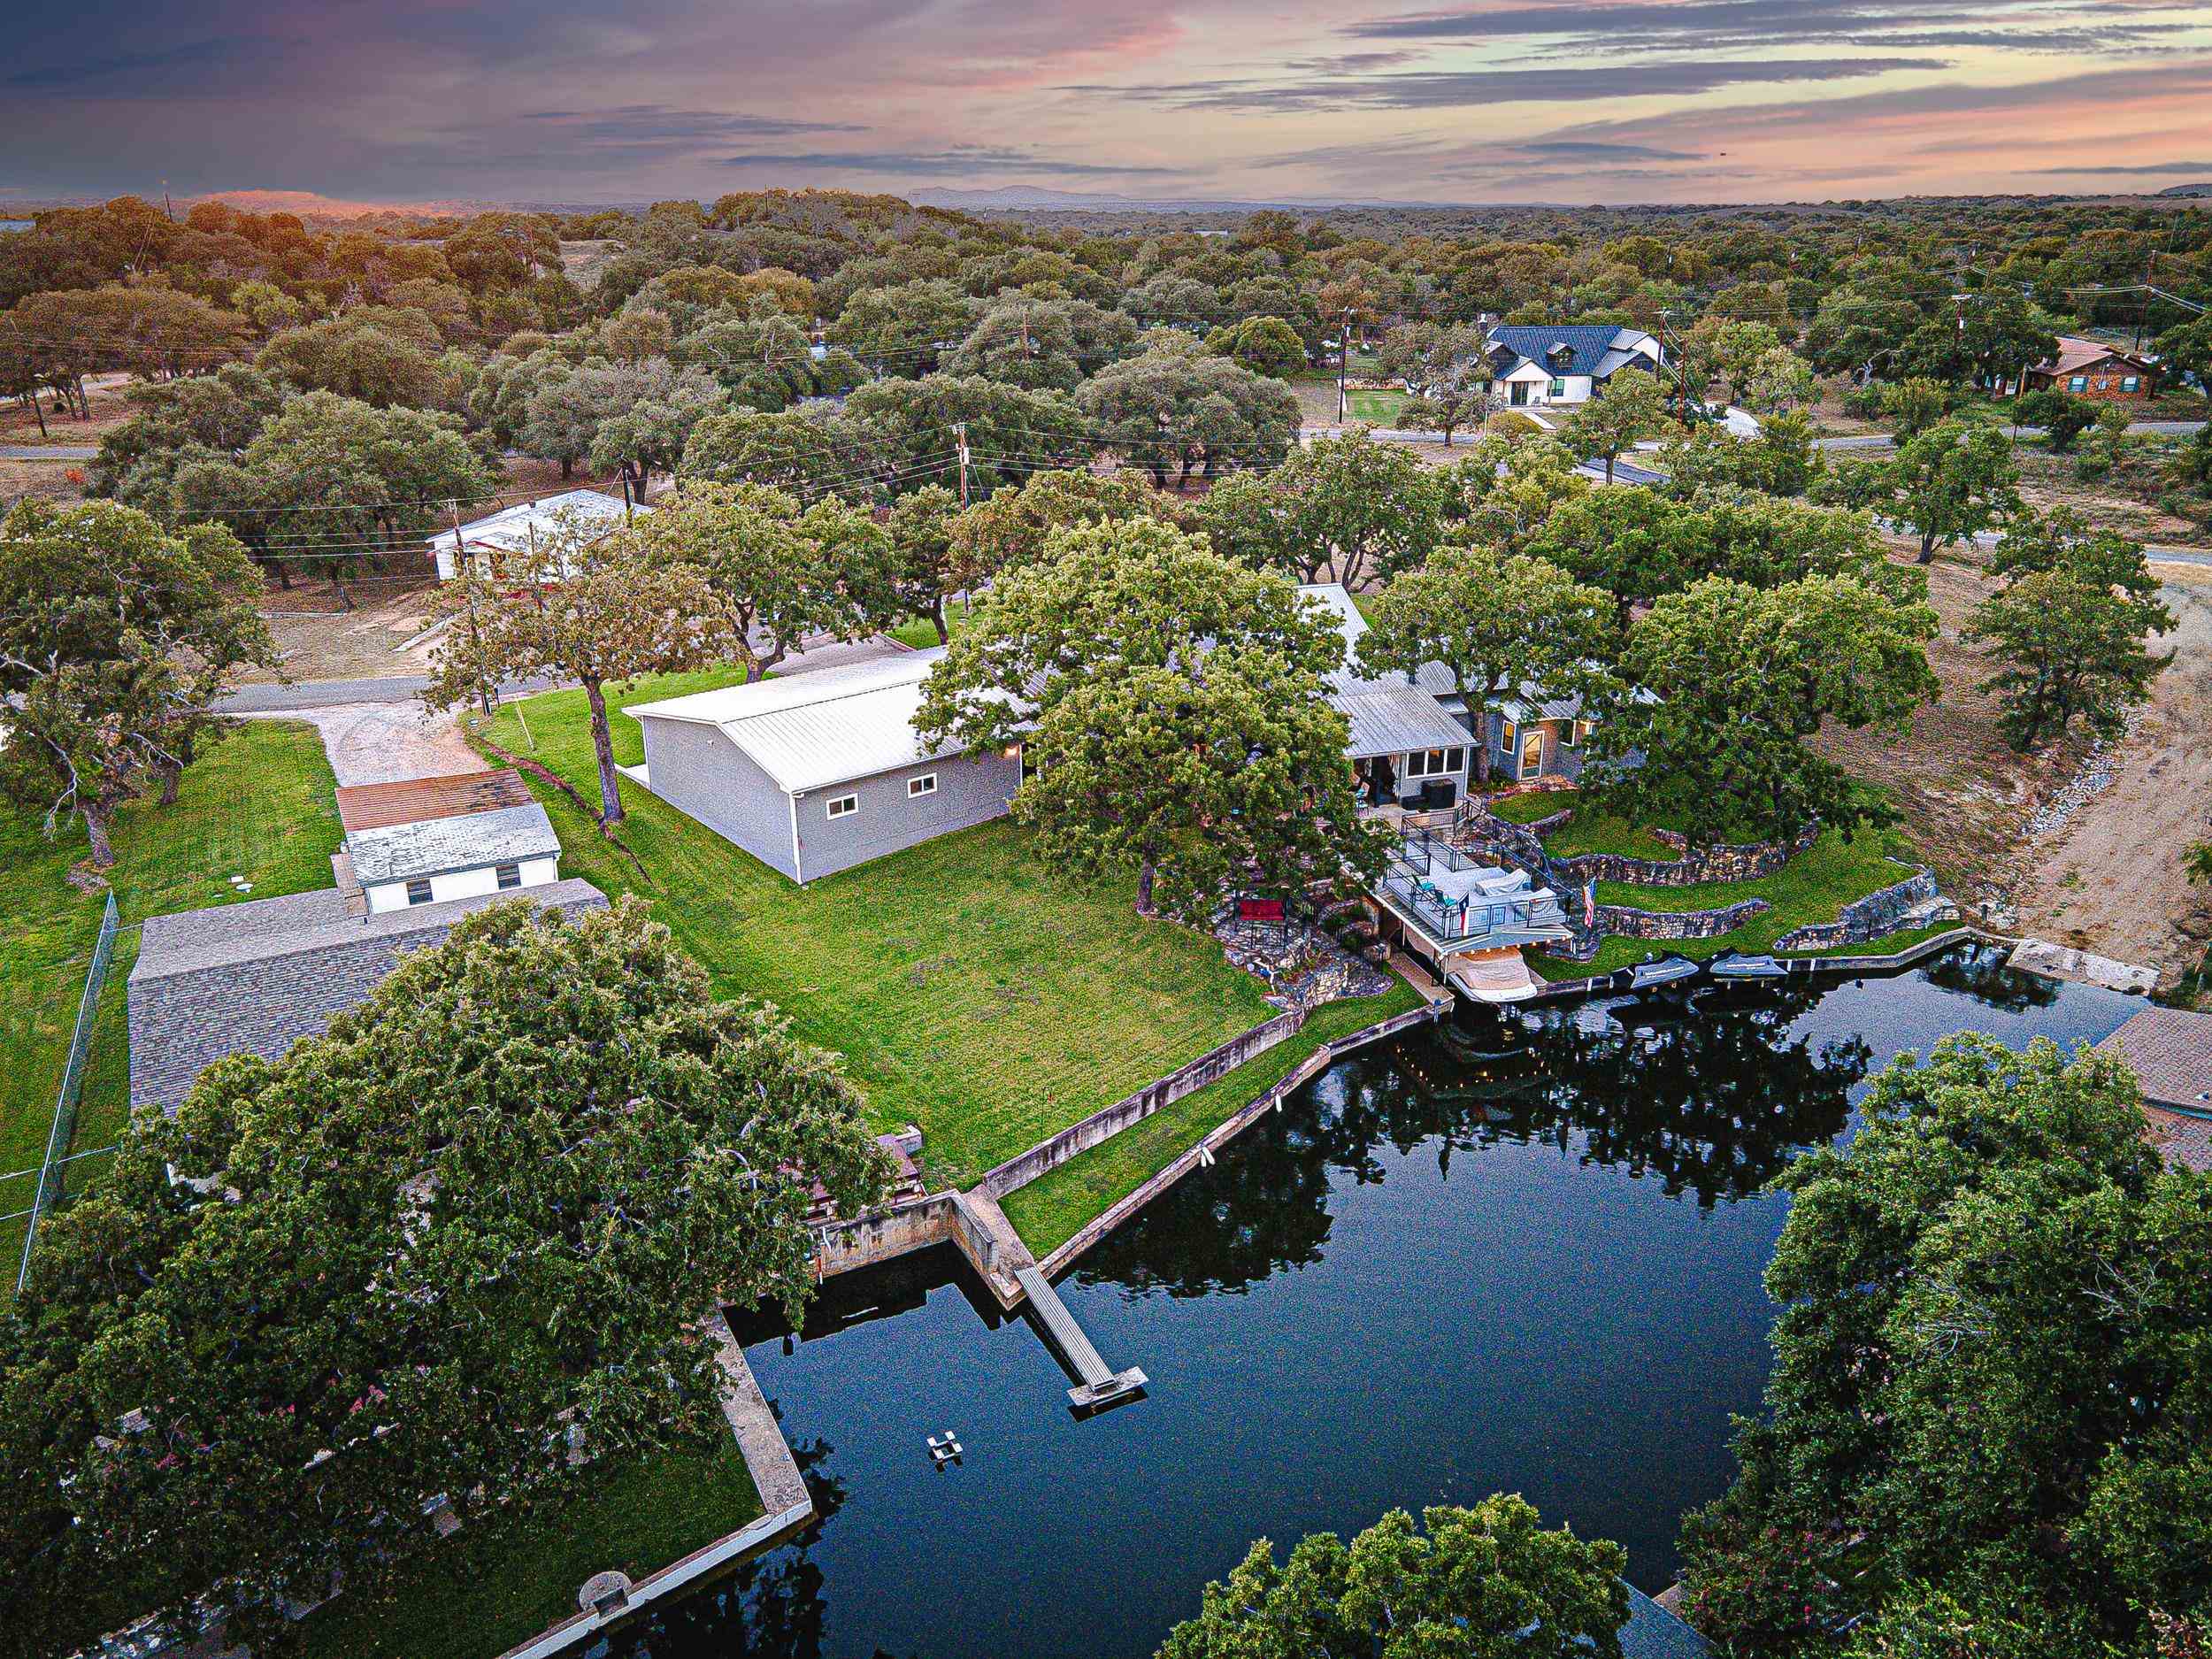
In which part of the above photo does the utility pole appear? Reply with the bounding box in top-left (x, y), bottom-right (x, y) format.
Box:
top-left (619, 473), bottom-right (634, 525)
top-left (452, 501), bottom-right (491, 718)
top-left (2134, 254), bottom-right (2154, 353)
top-left (953, 421), bottom-right (972, 509)
top-left (1336, 308), bottom-right (1355, 424)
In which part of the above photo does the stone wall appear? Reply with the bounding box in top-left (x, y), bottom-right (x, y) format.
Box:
top-left (1774, 870), bottom-right (1947, 951)
top-left (810, 1192), bottom-right (957, 1278)
top-left (1553, 821), bottom-right (1819, 888)
top-left (977, 1010), bottom-right (1303, 1199)
top-left (1594, 897), bottom-right (1770, 941)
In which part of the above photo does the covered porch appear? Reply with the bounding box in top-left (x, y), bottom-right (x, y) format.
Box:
top-left (1365, 828), bottom-right (1573, 1001)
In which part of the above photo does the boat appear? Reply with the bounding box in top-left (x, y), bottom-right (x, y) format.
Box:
top-left (1708, 950), bottom-right (1789, 982)
top-left (1625, 954), bottom-right (1703, 993)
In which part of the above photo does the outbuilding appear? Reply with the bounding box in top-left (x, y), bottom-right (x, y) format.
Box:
top-left (623, 648), bottom-right (1022, 884)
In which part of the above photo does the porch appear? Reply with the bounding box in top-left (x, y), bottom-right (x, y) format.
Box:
top-left (1371, 827), bottom-right (1573, 955)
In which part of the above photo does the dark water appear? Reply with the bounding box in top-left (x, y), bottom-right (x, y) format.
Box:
top-left (607, 945), bottom-right (2139, 1659)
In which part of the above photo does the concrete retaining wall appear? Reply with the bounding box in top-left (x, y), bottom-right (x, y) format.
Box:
top-left (1036, 1001), bottom-right (1442, 1279)
top-left (977, 1011), bottom-right (1303, 1199)
top-left (810, 1192), bottom-right (957, 1279)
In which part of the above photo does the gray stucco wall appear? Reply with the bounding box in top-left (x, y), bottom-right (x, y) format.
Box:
top-left (795, 750), bottom-right (1020, 882)
top-left (635, 715), bottom-right (801, 880)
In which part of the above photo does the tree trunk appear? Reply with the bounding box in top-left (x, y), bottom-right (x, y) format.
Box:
top-left (1135, 859), bottom-right (1157, 917)
top-left (560, 456), bottom-right (574, 480)
top-left (83, 802), bottom-right (116, 869)
top-left (156, 759), bottom-right (181, 807)
top-left (1918, 528), bottom-right (1937, 565)
top-left (1605, 452), bottom-right (1617, 485)
top-left (583, 676), bottom-right (624, 823)
top-left (1474, 698), bottom-right (1494, 785)
top-left (931, 593), bottom-right (949, 645)
top-left (27, 390), bottom-right (47, 438)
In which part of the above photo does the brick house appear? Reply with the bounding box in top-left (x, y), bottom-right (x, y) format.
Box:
top-left (2018, 337), bottom-right (2160, 400)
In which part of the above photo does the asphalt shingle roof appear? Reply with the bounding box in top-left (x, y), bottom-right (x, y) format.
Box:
top-left (334, 768), bottom-right (534, 833)
top-left (2098, 1007), bottom-right (2212, 1112)
top-left (345, 802), bottom-right (561, 886)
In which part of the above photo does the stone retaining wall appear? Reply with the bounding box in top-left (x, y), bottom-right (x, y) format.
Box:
top-left (977, 1010), bottom-right (1303, 1199)
top-left (1774, 870), bottom-right (1945, 951)
top-left (1594, 896), bottom-right (1771, 941)
top-left (1554, 821), bottom-right (1818, 888)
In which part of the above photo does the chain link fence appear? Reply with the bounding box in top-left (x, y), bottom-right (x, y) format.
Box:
top-left (17, 892), bottom-right (119, 1293)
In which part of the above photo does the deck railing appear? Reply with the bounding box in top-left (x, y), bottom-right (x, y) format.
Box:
top-left (1380, 872), bottom-right (1566, 944)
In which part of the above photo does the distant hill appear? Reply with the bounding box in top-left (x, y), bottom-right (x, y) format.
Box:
top-left (2155, 181), bottom-right (2212, 197)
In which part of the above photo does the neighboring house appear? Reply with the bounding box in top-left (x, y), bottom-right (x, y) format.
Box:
top-left (2016, 336), bottom-right (2160, 400)
top-left (128, 767), bottom-right (603, 1113)
top-left (431, 488), bottom-right (646, 581)
top-left (335, 769), bottom-right (565, 915)
top-left (1302, 584), bottom-right (1614, 797)
top-left (1483, 324), bottom-right (1663, 408)
top-left (2096, 1007), bottom-right (2212, 1172)
top-left (623, 648), bottom-right (1022, 884)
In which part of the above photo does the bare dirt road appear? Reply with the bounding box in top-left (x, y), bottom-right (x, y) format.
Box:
top-left (2008, 565), bottom-right (2212, 978)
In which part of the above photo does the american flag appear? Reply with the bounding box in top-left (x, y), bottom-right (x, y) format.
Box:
top-left (1584, 880), bottom-right (1596, 929)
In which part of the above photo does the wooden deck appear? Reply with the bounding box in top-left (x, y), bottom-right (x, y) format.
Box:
top-left (1014, 1264), bottom-right (1148, 1410)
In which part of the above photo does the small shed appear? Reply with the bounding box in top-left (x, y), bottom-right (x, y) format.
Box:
top-left (431, 489), bottom-right (646, 581)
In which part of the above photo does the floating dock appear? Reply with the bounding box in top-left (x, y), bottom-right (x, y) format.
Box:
top-left (1013, 1264), bottom-right (1148, 1411)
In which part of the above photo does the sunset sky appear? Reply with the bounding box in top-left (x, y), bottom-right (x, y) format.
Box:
top-left (10, 0), bottom-right (2212, 205)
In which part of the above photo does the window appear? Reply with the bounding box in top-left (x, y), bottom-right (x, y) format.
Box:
top-left (908, 773), bottom-right (938, 799)
top-left (404, 878), bottom-right (434, 906)
top-left (2069, 375), bottom-right (2087, 392)
top-left (1558, 719), bottom-right (1577, 749)
top-left (1548, 379), bottom-right (1567, 400)
top-left (826, 793), bottom-right (858, 820)
top-left (2122, 376), bottom-right (2139, 393)
top-left (495, 863), bottom-right (521, 890)
top-left (1403, 747), bottom-right (1464, 780)
top-left (1498, 717), bottom-right (1517, 750)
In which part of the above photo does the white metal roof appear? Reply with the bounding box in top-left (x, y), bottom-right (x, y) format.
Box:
top-left (346, 802), bottom-right (562, 885)
top-left (1300, 583), bottom-right (1471, 758)
top-left (436, 490), bottom-right (647, 557)
top-left (626, 649), bottom-right (963, 795)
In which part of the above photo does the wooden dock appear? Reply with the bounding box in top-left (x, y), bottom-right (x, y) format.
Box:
top-left (1014, 1264), bottom-right (1148, 1411)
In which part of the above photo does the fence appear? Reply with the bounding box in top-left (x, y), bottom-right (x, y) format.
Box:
top-left (17, 892), bottom-right (119, 1293)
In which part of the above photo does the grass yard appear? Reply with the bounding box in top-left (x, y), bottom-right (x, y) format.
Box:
top-left (1346, 388), bottom-right (1410, 425)
top-left (1001, 979), bottom-right (1425, 1257)
top-left (296, 1438), bottom-right (762, 1659)
top-left (0, 722), bottom-right (342, 1271)
top-left (480, 673), bottom-right (1279, 1191)
top-left (1479, 789), bottom-right (1576, 826)
top-left (1529, 825), bottom-right (1925, 978)
top-left (1542, 810), bottom-right (1680, 862)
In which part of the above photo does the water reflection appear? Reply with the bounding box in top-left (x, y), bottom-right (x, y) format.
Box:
top-left (606, 948), bottom-right (2138, 1659)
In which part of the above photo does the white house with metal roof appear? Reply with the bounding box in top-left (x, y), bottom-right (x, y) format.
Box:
top-left (622, 648), bottom-right (1022, 883)
top-left (347, 802), bottom-right (565, 914)
top-left (432, 489), bottom-right (647, 581)
top-left (1483, 323), bottom-right (1662, 408)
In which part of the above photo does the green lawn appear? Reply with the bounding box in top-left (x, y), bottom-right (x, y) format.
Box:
top-left (0, 722), bottom-right (342, 1271)
top-left (1347, 388), bottom-right (1410, 425)
top-left (1480, 789), bottom-right (1575, 826)
top-left (886, 609), bottom-right (977, 651)
top-left (1529, 825), bottom-right (1925, 978)
top-left (1542, 810), bottom-right (1679, 862)
top-left (1002, 979), bottom-right (1424, 1256)
top-left (480, 673), bottom-right (1279, 1191)
top-left (296, 1439), bottom-right (762, 1659)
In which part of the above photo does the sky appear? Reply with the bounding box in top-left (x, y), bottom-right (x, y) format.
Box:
top-left (7, 0), bottom-right (2212, 206)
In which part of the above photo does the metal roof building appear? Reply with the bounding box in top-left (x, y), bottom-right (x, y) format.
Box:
top-left (431, 489), bottom-right (648, 581)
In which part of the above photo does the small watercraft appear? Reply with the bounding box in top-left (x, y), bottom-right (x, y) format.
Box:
top-left (1708, 950), bottom-right (1788, 982)
top-left (1627, 954), bottom-right (1703, 993)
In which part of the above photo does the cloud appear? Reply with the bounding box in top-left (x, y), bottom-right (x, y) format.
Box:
top-left (717, 146), bottom-right (1192, 179)
top-left (4, 37), bottom-right (257, 91)
top-left (518, 106), bottom-right (862, 142)
top-left (1075, 57), bottom-right (1946, 111)
top-left (2023, 157), bottom-right (2212, 173)
top-left (1512, 138), bottom-right (1709, 159)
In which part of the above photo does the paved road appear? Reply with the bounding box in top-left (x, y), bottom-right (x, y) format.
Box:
top-left (1816, 418), bottom-right (2203, 452)
top-left (0, 444), bottom-right (99, 460)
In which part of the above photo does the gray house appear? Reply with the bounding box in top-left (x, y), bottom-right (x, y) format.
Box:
top-left (624, 648), bottom-right (1022, 884)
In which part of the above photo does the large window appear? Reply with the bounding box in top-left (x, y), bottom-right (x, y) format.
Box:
top-left (1548, 379), bottom-right (1568, 400)
top-left (2069, 375), bottom-right (2088, 392)
top-left (1403, 747), bottom-right (1464, 780)
top-left (826, 793), bottom-right (858, 819)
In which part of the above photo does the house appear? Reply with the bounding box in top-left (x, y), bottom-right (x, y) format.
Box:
top-left (333, 769), bottom-right (564, 915)
top-left (622, 648), bottom-right (1022, 884)
top-left (1483, 324), bottom-right (1663, 408)
top-left (1301, 584), bottom-right (1605, 797)
top-left (128, 767), bottom-right (603, 1114)
top-left (2017, 337), bottom-right (2160, 400)
top-left (431, 488), bottom-right (646, 581)
top-left (2096, 1007), bottom-right (2212, 1172)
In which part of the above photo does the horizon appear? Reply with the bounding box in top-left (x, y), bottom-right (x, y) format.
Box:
top-left (9, 0), bottom-right (2212, 206)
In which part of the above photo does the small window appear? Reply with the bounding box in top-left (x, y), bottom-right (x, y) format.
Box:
top-left (826, 793), bottom-right (858, 820)
top-left (908, 773), bottom-right (937, 799)
top-left (1499, 717), bottom-right (1517, 749)
top-left (404, 878), bottom-right (434, 906)
top-left (2122, 376), bottom-right (2139, 393)
top-left (2069, 375), bottom-right (2087, 392)
top-left (1558, 720), bottom-right (1578, 749)
top-left (1548, 379), bottom-right (1567, 399)
top-left (495, 863), bottom-right (521, 890)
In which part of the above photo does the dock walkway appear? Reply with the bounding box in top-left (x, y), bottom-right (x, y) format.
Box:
top-left (1014, 1264), bottom-right (1148, 1410)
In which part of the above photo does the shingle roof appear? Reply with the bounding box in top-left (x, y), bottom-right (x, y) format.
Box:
top-left (626, 649), bottom-right (964, 794)
top-left (2098, 1007), bottom-right (2212, 1112)
top-left (345, 802), bottom-right (561, 886)
top-left (2039, 335), bottom-right (2155, 376)
top-left (1486, 324), bottom-right (1655, 380)
top-left (334, 768), bottom-right (534, 833)
top-left (127, 879), bottom-right (609, 1111)
top-left (1620, 1586), bottom-right (1713, 1659)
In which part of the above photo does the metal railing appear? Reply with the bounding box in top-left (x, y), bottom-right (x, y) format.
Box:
top-left (17, 893), bottom-right (119, 1292)
top-left (1381, 875), bottom-right (1563, 943)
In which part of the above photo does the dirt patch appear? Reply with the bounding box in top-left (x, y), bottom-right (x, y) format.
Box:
top-left (2015, 443), bottom-right (2212, 549)
top-left (2006, 565), bottom-right (2212, 978)
top-left (260, 701), bottom-right (482, 787)
top-left (238, 577), bottom-right (450, 683)
top-left (1811, 544), bottom-right (2091, 909)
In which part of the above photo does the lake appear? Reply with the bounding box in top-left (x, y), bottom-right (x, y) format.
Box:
top-left (607, 944), bottom-right (2139, 1659)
